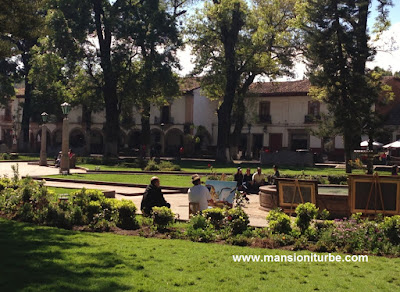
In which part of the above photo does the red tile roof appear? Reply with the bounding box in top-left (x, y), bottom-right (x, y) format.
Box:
top-left (249, 79), bottom-right (311, 96)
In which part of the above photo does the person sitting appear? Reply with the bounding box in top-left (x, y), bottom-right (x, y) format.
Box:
top-left (234, 167), bottom-right (244, 189)
top-left (272, 164), bottom-right (280, 184)
top-left (188, 174), bottom-right (213, 212)
top-left (243, 168), bottom-right (253, 192)
top-left (141, 176), bottom-right (170, 216)
top-left (55, 151), bottom-right (62, 168)
top-left (252, 167), bottom-right (265, 192)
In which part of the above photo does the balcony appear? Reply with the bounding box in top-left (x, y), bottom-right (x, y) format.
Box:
top-left (304, 114), bottom-right (321, 124)
top-left (258, 114), bottom-right (272, 124)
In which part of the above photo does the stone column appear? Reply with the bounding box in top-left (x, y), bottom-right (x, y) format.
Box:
top-left (39, 124), bottom-right (47, 166)
top-left (60, 117), bottom-right (70, 174)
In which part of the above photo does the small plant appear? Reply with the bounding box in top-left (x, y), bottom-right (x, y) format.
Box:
top-left (189, 214), bottom-right (208, 229)
top-left (202, 208), bottom-right (224, 228)
top-left (225, 207), bottom-right (250, 235)
top-left (295, 203), bottom-right (318, 234)
top-left (382, 215), bottom-right (400, 245)
top-left (266, 209), bottom-right (292, 235)
top-left (151, 206), bottom-right (175, 230)
top-left (317, 209), bottom-right (330, 220)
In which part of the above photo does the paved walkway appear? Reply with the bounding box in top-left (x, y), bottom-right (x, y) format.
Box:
top-left (0, 162), bottom-right (269, 227)
top-left (0, 162), bottom-right (85, 178)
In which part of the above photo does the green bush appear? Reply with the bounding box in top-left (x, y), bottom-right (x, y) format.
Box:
top-left (382, 215), bottom-right (400, 245)
top-left (151, 206), bottom-right (175, 230)
top-left (115, 200), bottom-right (138, 230)
top-left (225, 208), bottom-right (249, 235)
top-left (144, 159), bottom-right (181, 171)
top-left (266, 209), bottom-right (292, 235)
top-left (327, 175), bottom-right (348, 185)
top-left (202, 208), bottom-right (224, 228)
top-left (144, 159), bottom-right (159, 171)
top-left (295, 203), bottom-right (318, 233)
top-left (189, 214), bottom-right (208, 229)
top-left (317, 209), bottom-right (330, 220)
top-left (87, 201), bottom-right (102, 222)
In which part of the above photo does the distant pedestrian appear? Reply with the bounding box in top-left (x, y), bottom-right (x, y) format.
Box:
top-left (392, 165), bottom-right (398, 176)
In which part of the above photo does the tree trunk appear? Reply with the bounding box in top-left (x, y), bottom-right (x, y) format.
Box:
top-left (215, 2), bottom-right (244, 162)
top-left (82, 105), bottom-right (92, 155)
top-left (94, 0), bottom-right (119, 157)
top-left (19, 53), bottom-right (32, 152)
top-left (141, 101), bottom-right (151, 156)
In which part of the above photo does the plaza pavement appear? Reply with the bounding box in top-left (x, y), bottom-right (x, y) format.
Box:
top-left (0, 162), bottom-right (269, 227)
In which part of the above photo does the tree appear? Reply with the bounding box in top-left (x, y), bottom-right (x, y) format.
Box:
top-left (0, 0), bottom-right (46, 151)
top-left (187, 0), bottom-right (298, 162)
top-left (301, 0), bottom-right (393, 173)
top-left (48, 0), bottom-right (187, 156)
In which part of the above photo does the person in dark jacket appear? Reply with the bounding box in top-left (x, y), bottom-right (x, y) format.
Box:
top-left (234, 167), bottom-right (244, 188)
top-left (141, 176), bottom-right (170, 216)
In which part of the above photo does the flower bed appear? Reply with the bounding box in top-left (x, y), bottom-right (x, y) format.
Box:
top-left (1, 177), bottom-right (400, 256)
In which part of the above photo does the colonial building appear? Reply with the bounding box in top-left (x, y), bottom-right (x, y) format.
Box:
top-left (1, 77), bottom-right (400, 159)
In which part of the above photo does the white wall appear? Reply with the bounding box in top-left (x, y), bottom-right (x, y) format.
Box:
top-left (193, 88), bottom-right (218, 145)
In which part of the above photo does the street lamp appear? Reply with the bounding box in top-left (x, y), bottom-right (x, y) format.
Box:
top-left (160, 123), bottom-right (165, 156)
top-left (39, 112), bottom-right (49, 166)
top-left (60, 102), bottom-right (71, 174)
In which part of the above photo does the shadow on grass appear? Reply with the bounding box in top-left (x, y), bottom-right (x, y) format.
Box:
top-left (0, 219), bottom-right (132, 291)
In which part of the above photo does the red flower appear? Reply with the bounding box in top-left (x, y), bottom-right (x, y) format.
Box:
top-left (227, 216), bottom-right (233, 221)
top-left (208, 164), bottom-right (211, 168)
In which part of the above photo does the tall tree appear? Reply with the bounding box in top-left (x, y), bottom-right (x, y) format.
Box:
top-left (187, 0), bottom-right (298, 162)
top-left (301, 0), bottom-right (393, 173)
top-left (0, 0), bottom-right (46, 150)
top-left (48, 0), bottom-right (187, 156)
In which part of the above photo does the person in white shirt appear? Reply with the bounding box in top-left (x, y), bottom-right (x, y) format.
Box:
top-left (188, 174), bottom-right (213, 212)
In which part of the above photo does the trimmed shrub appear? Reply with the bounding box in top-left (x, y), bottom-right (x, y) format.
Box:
top-left (266, 209), bottom-right (292, 235)
top-left (295, 203), bottom-right (318, 233)
top-left (151, 206), bottom-right (175, 230)
top-left (115, 200), bottom-right (138, 230)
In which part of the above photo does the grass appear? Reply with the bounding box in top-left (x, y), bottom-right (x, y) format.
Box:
top-left (46, 187), bottom-right (83, 195)
top-left (78, 160), bottom-right (373, 176)
top-left (0, 155), bottom-right (42, 161)
top-left (45, 173), bottom-right (194, 187)
top-left (1, 218), bottom-right (400, 291)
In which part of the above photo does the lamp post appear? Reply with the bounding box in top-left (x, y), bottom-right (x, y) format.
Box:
top-left (60, 102), bottom-right (71, 174)
top-left (160, 123), bottom-right (165, 156)
top-left (39, 112), bottom-right (49, 166)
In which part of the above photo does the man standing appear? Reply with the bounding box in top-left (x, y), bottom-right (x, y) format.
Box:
top-left (141, 176), bottom-right (170, 216)
top-left (252, 167), bottom-right (265, 192)
top-left (188, 174), bottom-right (213, 212)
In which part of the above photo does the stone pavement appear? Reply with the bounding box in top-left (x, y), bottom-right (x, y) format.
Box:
top-left (0, 162), bottom-right (85, 178)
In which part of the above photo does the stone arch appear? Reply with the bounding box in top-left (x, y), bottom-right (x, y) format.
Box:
top-left (69, 127), bottom-right (86, 149)
top-left (195, 126), bottom-right (212, 152)
top-left (90, 128), bottom-right (104, 154)
top-left (128, 129), bottom-right (142, 150)
top-left (165, 128), bottom-right (184, 156)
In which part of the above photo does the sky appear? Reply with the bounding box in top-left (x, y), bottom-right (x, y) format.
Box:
top-left (176, 0), bottom-right (400, 79)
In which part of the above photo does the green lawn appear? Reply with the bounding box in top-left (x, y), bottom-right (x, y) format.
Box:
top-left (46, 187), bottom-right (83, 195)
top-left (1, 218), bottom-right (400, 291)
top-left (78, 161), bottom-right (372, 176)
top-left (46, 173), bottom-right (194, 187)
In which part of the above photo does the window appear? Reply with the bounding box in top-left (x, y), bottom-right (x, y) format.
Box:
top-left (161, 106), bottom-right (170, 124)
top-left (259, 101), bottom-right (271, 123)
top-left (308, 101), bottom-right (320, 116)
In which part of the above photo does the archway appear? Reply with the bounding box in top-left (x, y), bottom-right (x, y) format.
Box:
top-left (128, 130), bottom-right (142, 150)
top-left (69, 128), bottom-right (86, 149)
top-left (165, 128), bottom-right (184, 156)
